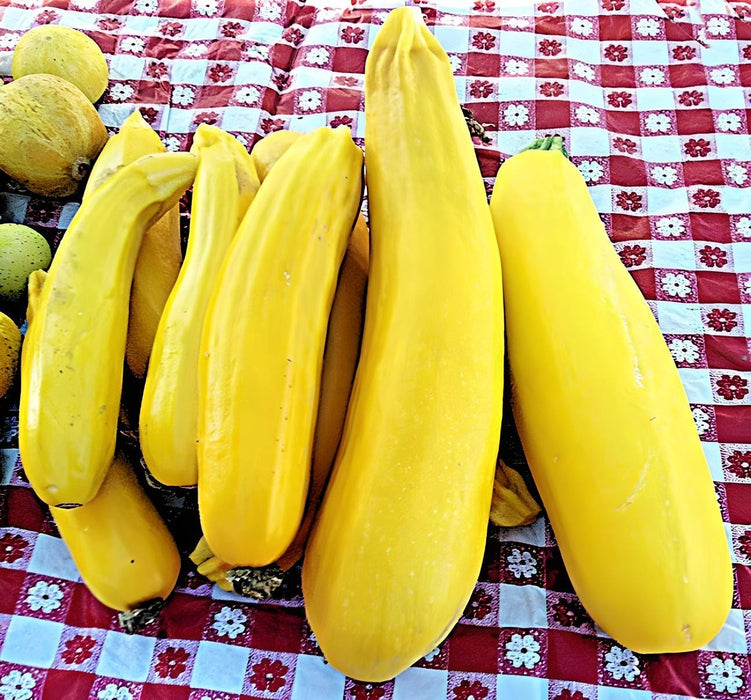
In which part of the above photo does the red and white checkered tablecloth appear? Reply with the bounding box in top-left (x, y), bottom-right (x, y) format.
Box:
top-left (0, 0), bottom-right (750, 697)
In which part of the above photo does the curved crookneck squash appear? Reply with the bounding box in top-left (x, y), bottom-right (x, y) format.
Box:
top-left (52, 450), bottom-right (181, 631)
top-left (198, 126), bottom-right (363, 568)
top-left (83, 109), bottom-right (183, 379)
top-left (302, 7), bottom-right (504, 682)
top-left (19, 152), bottom-right (197, 507)
top-left (139, 125), bottom-right (257, 487)
top-left (489, 136), bottom-right (733, 653)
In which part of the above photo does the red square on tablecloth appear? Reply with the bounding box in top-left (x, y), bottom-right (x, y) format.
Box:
top-left (609, 155), bottom-right (647, 186)
top-left (647, 652), bottom-right (702, 696)
top-left (631, 269), bottom-right (658, 299)
top-left (447, 624), bottom-right (500, 673)
top-left (736, 564), bottom-right (751, 609)
top-left (605, 110), bottom-right (641, 136)
top-left (610, 214), bottom-right (651, 242)
top-left (683, 159), bottom-right (726, 186)
top-left (535, 100), bottom-right (571, 130)
top-left (705, 336), bottom-right (751, 372)
top-left (42, 670), bottom-right (95, 699)
top-left (64, 583), bottom-right (117, 631)
top-left (248, 606), bottom-right (304, 654)
top-left (5, 487), bottom-right (47, 534)
top-left (466, 51), bottom-right (501, 78)
top-left (598, 15), bottom-right (632, 41)
top-left (535, 15), bottom-right (566, 36)
top-left (0, 569), bottom-right (27, 615)
top-left (545, 630), bottom-right (598, 684)
top-left (141, 684), bottom-right (192, 699)
top-left (534, 58), bottom-right (569, 79)
top-left (161, 594), bottom-right (214, 642)
top-left (675, 109), bottom-right (715, 135)
top-left (715, 405), bottom-right (751, 443)
top-left (690, 213), bottom-right (734, 243)
top-left (332, 47), bottom-right (367, 74)
top-left (725, 483), bottom-right (751, 524)
top-left (600, 64), bottom-right (636, 88)
top-left (696, 271), bottom-right (742, 304)
top-left (669, 63), bottom-right (708, 88)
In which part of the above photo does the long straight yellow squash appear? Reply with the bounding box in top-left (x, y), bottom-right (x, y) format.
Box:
top-left (198, 126), bottom-right (363, 567)
top-left (489, 137), bottom-right (733, 653)
top-left (302, 8), bottom-right (504, 682)
top-left (19, 152), bottom-right (197, 507)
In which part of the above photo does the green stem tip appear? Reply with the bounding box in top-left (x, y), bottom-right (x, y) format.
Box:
top-left (522, 135), bottom-right (569, 158)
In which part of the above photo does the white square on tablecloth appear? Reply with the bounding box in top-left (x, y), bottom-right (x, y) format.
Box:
top-left (588, 184), bottom-right (614, 214)
top-left (707, 86), bottom-right (747, 111)
top-left (651, 240), bottom-right (697, 272)
top-left (289, 67), bottom-right (329, 89)
top-left (599, 687), bottom-right (653, 700)
top-left (289, 654), bottom-right (345, 700)
top-left (725, 522), bottom-right (736, 563)
top-left (731, 243), bottom-right (751, 274)
top-left (26, 534), bottom-right (80, 583)
top-left (715, 134), bottom-right (751, 161)
top-left (635, 87), bottom-right (676, 112)
top-left (160, 108), bottom-right (195, 135)
top-left (108, 54), bottom-right (146, 82)
top-left (656, 301), bottom-right (704, 334)
top-left (640, 134), bottom-right (682, 163)
top-left (190, 640), bottom-right (250, 693)
top-left (704, 609), bottom-right (748, 654)
top-left (235, 60), bottom-right (272, 86)
top-left (569, 126), bottom-right (611, 157)
top-left (567, 36), bottom-right (601, 65)
top-left (702, 441), bottom-right (725, 482)
top-left (499, 75), bottom-right (536, 102)
top-left (96, 631), bottom-right (156, 683)
top-left (171, 58), bottom-right (209, 85)
top-left (678, 368), bottom-right (714, 405)
top-left (701, 40), bottom-right (742, 67)
top-left (646, 186), bottom-right (690, 218)
top-left (434, 25), bottom-right (471, 54)
top-left (97, 104), bottom-right (143, 130)
top-left (498, 584), bottom-right (548, 629)
top-left (499, 29), bottom-right (536, 59)
top-left (392, 667), bottom-right (448, 699)
top-left (121, 14), bottom-right (160, 36)
top-left (497, 674), bottom-right (549, 700)
top-left (723, 188), bottom-right (751, 217)
top-left (184, 17), bottom-right (221, 40)
top-left (220, 106), bottom-right (263, 133)
top-left (0, 617), bottom-right (63, 668)
top-left (568, 80), bottom-right (604, 109)
top-left (497, 129), bottom-right (537, 158)
top-left (497, 515), bottom-right (547, 547)
top-left (0, 449), bottom-right (18, 486)
top-left (303, 22), bottom-right (340, 49)
top-left (630, 39), bottom-right (669, 67)
top-left (742, 305), bottom-right (751, 340)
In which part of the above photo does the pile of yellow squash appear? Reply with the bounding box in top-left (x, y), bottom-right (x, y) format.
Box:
top-left (15, 6), bottom-right (731, 681)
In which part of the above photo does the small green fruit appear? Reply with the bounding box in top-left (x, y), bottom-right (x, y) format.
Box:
top-left (0, 223), bottom-right (52, 304)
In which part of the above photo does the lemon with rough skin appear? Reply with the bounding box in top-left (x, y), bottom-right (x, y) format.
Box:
top-left (0, 312), bottom-right (21, 398)
top-left (12, 25), bottom-right (109, 103)
top-left (0, 224), bottom-right (52, 304)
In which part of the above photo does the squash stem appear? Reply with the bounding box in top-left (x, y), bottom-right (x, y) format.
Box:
top-left (522, 135), bottom-right (569, 158)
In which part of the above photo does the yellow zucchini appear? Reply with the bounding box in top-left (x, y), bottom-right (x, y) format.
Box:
top-left (139, 126), bottom-right (256, 487)
top-left (19, 152), bottom-right (197, 507)
top-left (489, 136), bottom-right (732, 653)
top-left (302, 8), bottom-right (504, 682)
top-left (52, 451), bottom-right (181, 628)
top-left (83, 109), bottom-right (183, 379)
top-left (198, 126), bottom-right (363, 568)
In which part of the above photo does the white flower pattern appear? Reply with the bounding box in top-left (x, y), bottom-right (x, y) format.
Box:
top-left (605, 646), bottom-right (641, 682)
top-left (706, 16), bottom-right (731, 37)
top-left (571, 18), bottom-right (594, 36)
top-left (0, 671), bottom-right (36, 700)
top-left (661, 272), bottom-right (692, 298)
top-left (423, 647), bottom-right (440, 661)
top-left (25, 580), bottom-right (63, 613)
top-left (195, 0), bottom-right (220, 15)
top-left (744, 278), bottom-right (751, 297)
top-left (246, 44), bottom-right (269, 61)
top-left (109, 84), bottom-right (134, 102)
top-left (172, 85), bottom-right (195, 106)
top-left (578, 160), bottom-right (604, 183)
top-left (645, 113), bottom-right (671, 133)
top-left (573, 63), bottom-right (595, 81)
top-left (305, 47), bottom-right (329, 66)
top-left (163, 135), bottom-right (181, 152)
top-left (718, 113), bottom-right (742, 133)
top-left (97, 685), bottom-right (134, 700)
top-left (505, 17), bottom-right (529, 29)
top-left (448, 55), bottom-right (462, 73)
top-left (182, 43), bottom-right (208, 57)
top-left (505, 59), bottom-right (528, 76)
top-left (235, 86), bottom-right (260, 104)
top-left (651, 165), bottom-right (678, 186)
top-left (727, 163), bottom-right (748, 186)
top-left (656, 217), bottom-right (686, 237)
top-left (711, 67), bottom-right (735, 85)
top-left (0, 34), bottom-right (20, 50)
top-left (505, 634), bottom-right (541, 669)
top-left (503, 104), bottom-right (529, 127)
top-left (212, 606), bottom-right (247, 639)
top-left (258, 2), bottom-right (281, 20)
top-left (298, 90), bottom-right (321, 112)
top-left (705, 657), bottom-right (744, 694)
top-left (575, 105), bottom-right (600, 124)
top-left (640, 67), bottom-right (666, 85)
top-left (668, 338), bottom-right (700, 364)
top-left (692, 408), bottom-right (710, 435)
top-left (120, 36), bottom-right (145, 53)
top-left (636, 17), bottom-right (660, 37)
top-left (736, 217), bottom-right (751, 238)
top-left (507, 548), bottom-right (537, 578)
top-left (133, 0), bottom-right (157, 11)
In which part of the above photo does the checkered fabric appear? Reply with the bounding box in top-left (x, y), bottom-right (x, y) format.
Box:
top-left (0, 0), bottom-right (750, 697)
